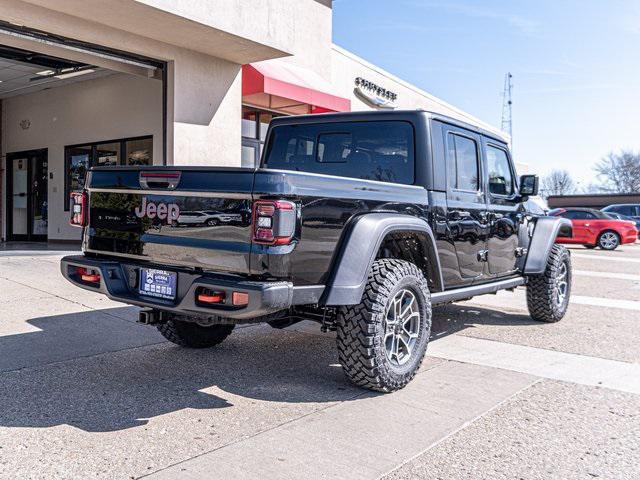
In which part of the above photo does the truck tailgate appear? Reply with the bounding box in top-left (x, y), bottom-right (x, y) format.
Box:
top-left (86, 167), bottom-right (255, 274)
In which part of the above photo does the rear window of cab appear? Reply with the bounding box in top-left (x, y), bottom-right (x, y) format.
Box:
top-left (263, 121), bottom-right (415, 185)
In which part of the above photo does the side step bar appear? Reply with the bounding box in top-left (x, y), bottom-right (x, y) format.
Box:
top-left (431, 277), bottom-right (526, 305)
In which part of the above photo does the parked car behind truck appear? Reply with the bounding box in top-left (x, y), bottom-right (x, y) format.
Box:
top-left (603, 210), bottom-right (640, 235)
top-left (602, 203), bottom-right (640, 223)
top-left (62, 110), bottom-right (573, 392)
top-left (550, 207), bottom-right (638, 250)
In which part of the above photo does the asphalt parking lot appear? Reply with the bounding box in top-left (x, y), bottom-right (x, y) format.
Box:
top-left (1, 243), bottom-right (639, 479)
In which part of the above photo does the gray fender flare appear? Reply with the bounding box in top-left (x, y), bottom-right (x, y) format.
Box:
top-left (524, 216), bottom-right (573, 275)
top-left (321, 213), bottom-right (444, 306)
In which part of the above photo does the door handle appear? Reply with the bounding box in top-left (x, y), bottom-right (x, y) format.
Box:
top-left (584, 223), bottom-right (590, 227)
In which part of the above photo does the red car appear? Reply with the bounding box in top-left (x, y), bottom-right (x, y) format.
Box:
top-left (550, 208), bottom-right (638, 250)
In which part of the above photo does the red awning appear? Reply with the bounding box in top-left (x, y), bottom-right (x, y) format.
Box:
top-left (242, 61), bottom-right (350, 114)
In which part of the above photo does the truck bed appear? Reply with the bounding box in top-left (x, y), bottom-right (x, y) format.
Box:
top-left (83, 166), bottom-right (428, 285)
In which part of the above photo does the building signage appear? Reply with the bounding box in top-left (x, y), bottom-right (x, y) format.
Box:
top-left (354, 77), bottom-right (398, 109)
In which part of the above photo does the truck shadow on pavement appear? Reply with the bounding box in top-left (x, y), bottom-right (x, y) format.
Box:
top-left (0, 308), bottom-right (363, 433)
top-left (0, 303), bottom-right (529, 433)
top-left (431, 303), bottom-right (538, 336)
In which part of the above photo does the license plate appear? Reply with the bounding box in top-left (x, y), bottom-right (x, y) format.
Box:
top-left (139, 268), bottom-right (177, 300)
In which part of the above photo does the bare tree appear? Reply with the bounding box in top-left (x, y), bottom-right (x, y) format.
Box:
top-left (541, 169), bottom-right (575, 198)
top-left (580, 182), bottom-right (604, 194)
top-left (594, 150), bottom-right (640, 193)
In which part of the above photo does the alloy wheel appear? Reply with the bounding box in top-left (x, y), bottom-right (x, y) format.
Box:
top-left (384, 289), bottom-right (421, 366)
top-left (599, 232), bottom-right (618, 249)
top-left (555, 261), bottom-right (568, 307)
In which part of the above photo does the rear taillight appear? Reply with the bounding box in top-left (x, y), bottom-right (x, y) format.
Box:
top-left (252, 200), bottom-right (296, 245)
top-left (70, 191), bottom-right (88, 227)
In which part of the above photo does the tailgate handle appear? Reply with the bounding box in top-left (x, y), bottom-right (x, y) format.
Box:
top-left (139, 171), bottom-right (181, 190)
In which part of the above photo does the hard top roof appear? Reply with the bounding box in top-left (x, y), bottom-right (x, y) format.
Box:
top-left (268, 109), bottom-right (509, 145)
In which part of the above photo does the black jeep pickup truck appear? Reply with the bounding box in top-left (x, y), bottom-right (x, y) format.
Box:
top-left (61, 110), bottom-right (573, 392)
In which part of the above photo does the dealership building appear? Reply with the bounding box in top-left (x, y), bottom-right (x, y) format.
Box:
top-left (0, 0), bottom-right (507, 243)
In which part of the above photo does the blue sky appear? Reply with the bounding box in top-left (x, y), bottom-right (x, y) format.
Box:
top-left (332, 0), bottom-right (640, 189)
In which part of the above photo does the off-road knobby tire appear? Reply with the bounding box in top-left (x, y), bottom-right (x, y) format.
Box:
top-left (157, 314), bottom-right (234, 348)
top-left (526, 244), bottom-right (571, 323)
top-left (336, 259), bottom-right (432, 392)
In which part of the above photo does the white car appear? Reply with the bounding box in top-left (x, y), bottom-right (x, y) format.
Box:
top-left (176, 211), bottom-right (242, 227)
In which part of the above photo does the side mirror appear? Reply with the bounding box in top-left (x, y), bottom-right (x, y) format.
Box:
top-left (519, 174), bottom-right (539, 198)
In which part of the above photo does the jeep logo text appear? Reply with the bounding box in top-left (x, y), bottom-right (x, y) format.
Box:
top-left (135, 197), bottom-right (180, 222)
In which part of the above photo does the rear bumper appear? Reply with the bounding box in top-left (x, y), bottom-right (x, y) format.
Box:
top-left (60, 255), bottom-right (322, 320)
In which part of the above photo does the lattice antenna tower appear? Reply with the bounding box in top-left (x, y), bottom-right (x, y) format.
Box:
top-left (501, 72), bottom-right (513, 149)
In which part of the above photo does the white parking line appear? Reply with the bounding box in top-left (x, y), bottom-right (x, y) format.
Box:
top-left (572, 253), bottom-right (640, 263)
top-left (468, 289), bottom-right (640, 312)
top-left (574, 269), bottom-right (640, 282)
top-left (428, 335), bottom-right (640, 395)
top-left (571, 295), bottom-right (640, 311)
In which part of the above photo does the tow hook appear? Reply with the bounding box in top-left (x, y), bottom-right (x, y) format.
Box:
top-left (138, 308), bottom-right (165, 325)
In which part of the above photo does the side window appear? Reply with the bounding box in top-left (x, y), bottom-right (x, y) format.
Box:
top-left (447, 133), bottom-right (480, 191)
top-left (486, 145), bottom-right (514, 196)
top-left (614, 205), bottom-right (634, 216)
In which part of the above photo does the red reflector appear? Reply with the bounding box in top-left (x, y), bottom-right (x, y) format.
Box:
top-left (232, 291), bottom-right (249, 306)
top-left (140, 172), bottom-right (181, 178)
top-left (76, 267), bottom-right (100, 283)
top-left (197, 291), bottom-right (225, 304)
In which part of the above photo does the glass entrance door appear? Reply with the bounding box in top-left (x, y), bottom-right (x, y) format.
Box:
top-left (7, 150), bottom-right (48, 241)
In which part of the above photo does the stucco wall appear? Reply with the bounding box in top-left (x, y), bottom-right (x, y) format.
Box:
top-left (2, 73), bottom-right (163, 241)
top-left (169, 51), bottom-right (242, 167)
top-left (133, 0), bottom-right (331, 65)
top-left (0, 0), bottom-right (265, 170)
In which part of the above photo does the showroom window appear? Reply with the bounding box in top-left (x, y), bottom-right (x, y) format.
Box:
top-left (241, 106), bottom-right (284, 168)
top-left (65, 135), bottom-right (153, 210)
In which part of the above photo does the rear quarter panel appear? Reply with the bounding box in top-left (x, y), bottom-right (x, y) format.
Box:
top-left (252, 170), bottom-right (430, 285)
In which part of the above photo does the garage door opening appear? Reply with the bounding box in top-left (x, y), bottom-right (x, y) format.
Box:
top-left (0, 41), bottom-right (165, 243)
